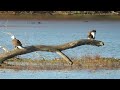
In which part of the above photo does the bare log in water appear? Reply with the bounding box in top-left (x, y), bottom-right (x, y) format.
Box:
top-left (0, 39), bottom-right (104, 65)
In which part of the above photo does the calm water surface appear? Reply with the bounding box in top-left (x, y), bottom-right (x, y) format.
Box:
top-left (0, 69), bottom-right (120, 79)
top-left (0, 20), bottom-right (119, 59)
top-left (0, 20), bottom-right (120, 79)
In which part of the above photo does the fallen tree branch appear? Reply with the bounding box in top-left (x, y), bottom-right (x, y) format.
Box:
top-left (56, 51), bottom-right (73, 65)
top-left (0, 46), bottom-right (9, 52)
top-left (0, 39), bottom-right (104, 64)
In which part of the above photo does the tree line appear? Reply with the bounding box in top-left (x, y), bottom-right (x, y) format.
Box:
top-left (0, 11), bottom-right (119, 15)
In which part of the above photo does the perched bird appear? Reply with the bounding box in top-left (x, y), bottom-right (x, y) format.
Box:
top-left (87, 30), bottom-right (96, 40)
top-left (11, 35), bottom-right (24, 49)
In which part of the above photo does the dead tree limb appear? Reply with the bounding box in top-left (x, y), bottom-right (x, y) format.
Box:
top-left (0, 39), bottom-right (104, 64)
top-left (56, 51), bottom-right (73, 65)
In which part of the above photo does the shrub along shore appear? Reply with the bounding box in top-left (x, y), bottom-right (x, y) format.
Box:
top-left (1, 55), bottom-right (120, 71)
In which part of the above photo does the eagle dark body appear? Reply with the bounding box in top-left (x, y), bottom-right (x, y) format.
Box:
top-left (12, 38), bottom-right (22, 48)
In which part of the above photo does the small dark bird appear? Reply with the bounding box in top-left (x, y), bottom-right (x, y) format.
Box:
top-left (38, 22), bottom-right (41, 24)
top-left (11, 35), bottom-right (24, 49)
top-left (84, 21), bottom-right (88, 22)
top-left (87, 30), bottom-right (96, 40)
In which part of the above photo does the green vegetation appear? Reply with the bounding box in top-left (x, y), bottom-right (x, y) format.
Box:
top-left (1, 55), bottom-right (120, 71)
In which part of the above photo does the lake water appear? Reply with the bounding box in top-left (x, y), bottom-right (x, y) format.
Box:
top-left (0, 20), bottom-right (120, 79)
top-left (0, 20), bottom-right (120, 60)
top-left (0, 69), bottom-right (120, 79)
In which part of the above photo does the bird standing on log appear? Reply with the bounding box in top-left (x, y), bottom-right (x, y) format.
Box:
top-left (11, 35), bottom-right (24, 49)
top-left (87, 30), bottom-right (96, 40)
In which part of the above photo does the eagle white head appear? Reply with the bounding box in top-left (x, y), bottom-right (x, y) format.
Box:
top-left (11, 35), bottom-right (15, 40)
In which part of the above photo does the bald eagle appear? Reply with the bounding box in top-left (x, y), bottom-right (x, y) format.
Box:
top-left (87, 30), bottom-right (96, 40)
top-left (11, 36), bottom-right (24, 49)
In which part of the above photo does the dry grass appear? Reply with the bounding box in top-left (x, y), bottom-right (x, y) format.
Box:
top-left (0, 55), bottom-right (120, 71)
top-left (0, 14), bottom-right (120, 20)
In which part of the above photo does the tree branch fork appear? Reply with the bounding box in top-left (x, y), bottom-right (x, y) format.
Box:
top-left (0, 39), bottom-right (104, 65)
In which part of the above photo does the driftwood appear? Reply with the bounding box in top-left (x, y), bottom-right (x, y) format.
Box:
top-left (0, 39), bottom-right (104, 65)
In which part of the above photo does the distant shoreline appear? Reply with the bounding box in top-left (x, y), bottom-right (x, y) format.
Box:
top-left (0, 14), bottom-right (120, 20)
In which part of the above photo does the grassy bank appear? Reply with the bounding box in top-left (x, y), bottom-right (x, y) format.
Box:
top-left (0, 14), bottom-right (120, 20)
top-left (1, 55), bottom-right (120, 71)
